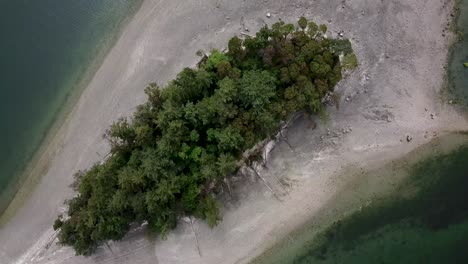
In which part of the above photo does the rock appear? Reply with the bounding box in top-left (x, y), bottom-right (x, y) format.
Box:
top-left (406, 135), bottom-right (413, 142)
top-left (266, 12), bottom-right (271, 18)
top-left (430, 113), bottom-right (435, 119)
top-left (387, 116), bottom-right (392, 122)
top-left (449, 100), bottom-right (453, 104)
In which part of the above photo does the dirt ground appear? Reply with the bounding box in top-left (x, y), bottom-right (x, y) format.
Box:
top-left (1, 0), bottom-right (466, 263)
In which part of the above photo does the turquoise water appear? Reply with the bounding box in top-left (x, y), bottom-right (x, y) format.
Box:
top-left (0, 0), bottom-right (142, 214)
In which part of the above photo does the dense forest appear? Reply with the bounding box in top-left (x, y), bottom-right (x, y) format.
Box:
top-left (53, 17), bottom-right (355, 255)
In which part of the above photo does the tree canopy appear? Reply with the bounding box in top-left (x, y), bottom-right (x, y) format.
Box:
top-left (54, 17), bottom-right (355, 255)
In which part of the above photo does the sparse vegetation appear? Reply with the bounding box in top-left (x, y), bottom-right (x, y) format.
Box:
top-left (342, 53), bottom-right (358, 69)
top-left (53, 17), bottom-right (355, 256)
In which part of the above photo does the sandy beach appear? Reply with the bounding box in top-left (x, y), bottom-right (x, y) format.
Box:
top-left (0, 0), bottom-right (467, 263)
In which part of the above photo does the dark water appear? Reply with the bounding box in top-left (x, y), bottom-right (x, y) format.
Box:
top-left (289, 143), bottom-right (468, 264)
top-left (0, 0), bottom-right (142, 214)
top-left (254, 135), bottom-right (468, 264)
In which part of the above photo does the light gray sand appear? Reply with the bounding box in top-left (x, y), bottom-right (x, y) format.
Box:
top-left (1, 0), bottom-right (467, 263)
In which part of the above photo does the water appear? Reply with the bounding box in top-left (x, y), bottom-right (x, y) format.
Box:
top-left (0, 0), bottom-right (142, 214)
top-left (253, 134), bottom-right (468, 264)
top-left (288, 143), bottom-right (468, 264)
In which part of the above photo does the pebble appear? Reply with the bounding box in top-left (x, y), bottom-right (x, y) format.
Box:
top-left (266, 12), bottom-right (271, 18)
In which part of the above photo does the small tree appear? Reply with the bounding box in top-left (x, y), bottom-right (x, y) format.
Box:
top-left (298, 16), bottom-right (308, 30)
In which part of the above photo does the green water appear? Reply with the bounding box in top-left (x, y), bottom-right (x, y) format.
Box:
top-left (254, 135), bottom-right (468, 264)
top-left (0, 0), bottom-right (142, 214)
top-left (289, 144), bottom-right (468, 264)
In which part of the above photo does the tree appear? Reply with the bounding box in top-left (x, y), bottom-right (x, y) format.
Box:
top-left (238, 70), bottom-right (277, 109)
top-left (298, 16), bottom-right (308, 30)
top-left (54, 17), bottom-right (354, 256)
top-left (227, 36), bottom-right (243, 62)
top-left (319, 24), bottom-right (328, 34)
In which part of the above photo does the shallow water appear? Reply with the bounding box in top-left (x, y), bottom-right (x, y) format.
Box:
top-left (289, 144), bottom-right (468, 264)
top-left (253, 134), bottom-right (468, 264)
top-left (0, 0), bottom-right (142, 214)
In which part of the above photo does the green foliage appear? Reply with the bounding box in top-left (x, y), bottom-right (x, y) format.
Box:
top-left (331, 39), bottom-right (353, 55)
top-left (204, 50), bottom-right (230, 71)
top-left (298, 16), bottom-right (308, 30)
top-left (319, 24), bottom-right (328, 34)
top-left (54, 16), bottom-right (355, 255)
top-left (342, 53), bottom-right (358, 69)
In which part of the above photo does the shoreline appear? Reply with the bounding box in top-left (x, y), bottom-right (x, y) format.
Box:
top-left (0, 0), bottom-right (144, 225)
top-left (255, 2), bottom-right (468, 261)
top-left (251, 132), bottom-right (468, 263)
top-left (254, 1), bottom-right (468, 261)
top-left (1, 0), bottom-right (467, 263)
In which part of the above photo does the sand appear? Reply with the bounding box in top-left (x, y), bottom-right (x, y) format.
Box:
top-left (0, 0), bottom-right (467, 263)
